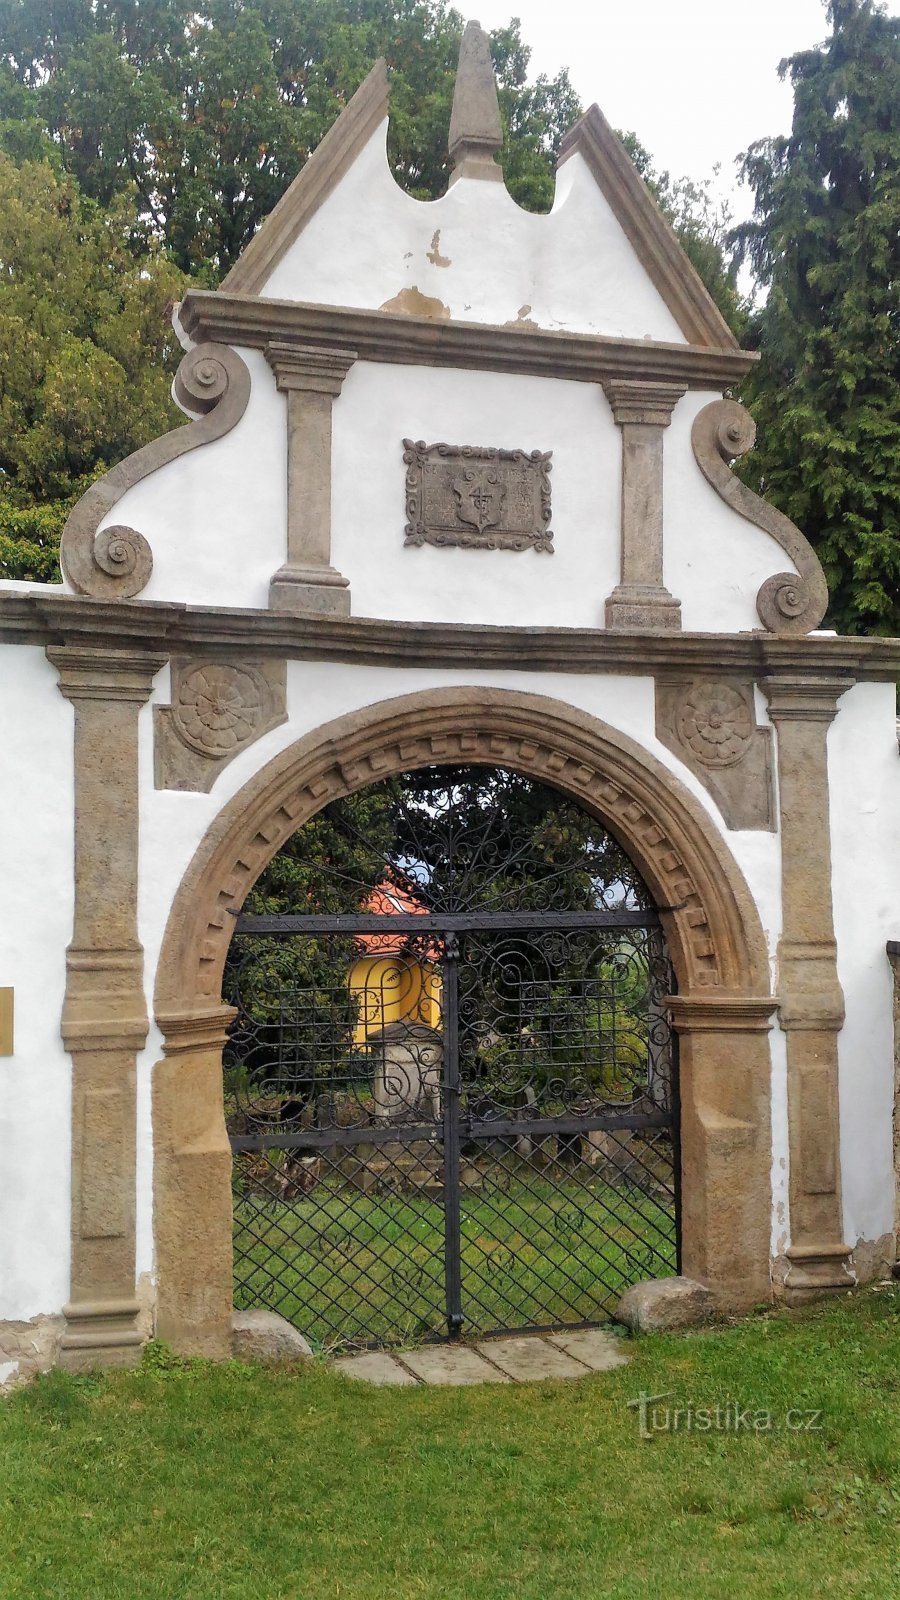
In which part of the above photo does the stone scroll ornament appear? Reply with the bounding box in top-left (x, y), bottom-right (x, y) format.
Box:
top-left (691, 399), bottom-right (829, 636)
top-left (60, 342), bottom-right (252, 599)
top-left (403, 441), bottom-right (553, 553)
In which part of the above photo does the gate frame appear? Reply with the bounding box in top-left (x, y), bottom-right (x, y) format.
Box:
top-left (154, 686), bottom-right (777, 1356)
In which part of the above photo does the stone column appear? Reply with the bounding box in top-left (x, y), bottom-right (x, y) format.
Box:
top-left (669, 994), bottom-right (775, 1308)
top-left (762, 675), bottom-right (854, 1300)
top-left (602, 380), bottom-right (685, 631)
top-left (47, 646), bottom-right (166, 1369)
top-left (265, 341), bottom-right (357, 616)
top-left (153, 1006), bottom-right (236, 1358)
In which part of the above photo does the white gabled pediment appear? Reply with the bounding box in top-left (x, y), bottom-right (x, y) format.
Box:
top-left (218, 30), bottom-right (738, 351)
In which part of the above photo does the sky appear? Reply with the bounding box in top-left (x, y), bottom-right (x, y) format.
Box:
top-left (472, 0), bottom-right (899, 224)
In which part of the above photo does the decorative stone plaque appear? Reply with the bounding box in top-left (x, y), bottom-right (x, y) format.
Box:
top-left (402, 440), bottom-right (553, 553)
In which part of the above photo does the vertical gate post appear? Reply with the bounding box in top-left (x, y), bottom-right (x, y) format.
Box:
top-left (762, 675), bottom-right (854, 1298)
top-left (47, 646), bottom-right (166, 1369)
top-left (153, 1006), bottom-right (236, 1357)
top-left (441, 932), bottom-right (463, 1337)
top-left (668, 995), bottom-right (776, 1308)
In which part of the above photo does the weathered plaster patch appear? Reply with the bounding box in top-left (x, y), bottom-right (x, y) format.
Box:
top-left (427, 229), bottom-right (450, 267)
top-left (849, 1233), bottom-right (895, 1285)
top-left (0, 1314), bottom-right (64, 1388)
top-left (379, 286), bottom-right (450, 319)
top-left (505, 303), bottom-right (538, 329)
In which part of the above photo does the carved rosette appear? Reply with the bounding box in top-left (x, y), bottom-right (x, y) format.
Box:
top-left (155, 658), bottom-right (287, 792)
top-left (675, 683), bottom-right (754, 769)
top-left (172, 664), bottom-right (268, 757)
top-left (655, 676), bottom-right (774, 832)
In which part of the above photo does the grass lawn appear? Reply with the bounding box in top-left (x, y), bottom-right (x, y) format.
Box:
top-left (233, 1166), bottom-right (677, 1348)
top-left (3, 1286), bottom-right (900, 1599)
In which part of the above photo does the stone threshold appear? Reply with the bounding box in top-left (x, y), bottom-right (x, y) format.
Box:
top-left (330, 1328), bottom-right (630, 1386)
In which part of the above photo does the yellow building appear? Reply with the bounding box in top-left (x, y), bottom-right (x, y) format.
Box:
top-left (348, 883), bottom-right (442, 1046)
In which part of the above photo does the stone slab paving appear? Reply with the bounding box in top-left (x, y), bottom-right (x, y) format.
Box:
top-left (399, 1344), bottom-right (511, 1385)
top-left (475, 1336), bottom-right (588, 1382)
top-left (545, 1328), bottom-right (632, 1372)
top-left (330, 1350), bottom-right (418, 1386)
top-left (330, 1330), bottom-right (632, 1386)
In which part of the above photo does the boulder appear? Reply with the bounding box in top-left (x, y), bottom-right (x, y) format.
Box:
top-left (615, 1276), bottom-right (714, 1334)
top-left (232, 1309), bottom-right (314, 1364)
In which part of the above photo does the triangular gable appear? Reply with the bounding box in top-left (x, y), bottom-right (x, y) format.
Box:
top-left (557, 105), bottom-right (738, 350)
top-left (220, 58), bottom-right (390, 297)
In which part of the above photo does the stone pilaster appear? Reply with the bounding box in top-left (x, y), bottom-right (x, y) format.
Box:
top-left (265, 341), bottom-right (357, 616)
top-left (47, 646), bottom-right (166, 1369)
top-left (762, 675), bottom-right (854, 1299)
top-left (153, 1006), bottom-right (236, 1358)
top-left (603, 380), bottom-right (685, 632)
top-left (668, 994), bottom-right (775, 1308)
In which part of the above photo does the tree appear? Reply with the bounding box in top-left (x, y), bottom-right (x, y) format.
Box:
top-left (0, 0), bottom-right (581, 278)
top-left (0, 151), bottom-right (185, 580)
top-left (732, 0), bottom-right (900, 635)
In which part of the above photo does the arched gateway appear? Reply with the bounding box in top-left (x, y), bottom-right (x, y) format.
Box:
top-left (1, 23), bottom-right (898, 1380)
top-left (153, 691), bottom-right (774, 1354)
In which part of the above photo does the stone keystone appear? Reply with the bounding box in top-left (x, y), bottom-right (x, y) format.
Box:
top-left (615, 1276), bottom-right (715, 1334)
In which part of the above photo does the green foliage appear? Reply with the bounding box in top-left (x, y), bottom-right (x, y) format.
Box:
top-left (0, 0), bottom-right (582, 276)
top-left (732, 0), bottom-right (900, 635)
top-left (0, 150), bottom-right (186, 576)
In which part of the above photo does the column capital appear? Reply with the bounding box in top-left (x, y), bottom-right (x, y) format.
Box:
top-left (265, 341), bottom-right (357, 396)
top-left (760, 674), bottom-right (851, 724)
top-left (602, 379), bottom-right (687, 428)
top-left (668, 994), bottom-right (778, 1034)
top-left (47, 646), bottom-right (166, 704)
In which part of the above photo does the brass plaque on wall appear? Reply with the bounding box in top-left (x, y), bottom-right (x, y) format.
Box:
top-left (402, 441), bottom-right (554, 553)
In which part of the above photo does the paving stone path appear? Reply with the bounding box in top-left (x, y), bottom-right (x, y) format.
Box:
top-left (330, 1328), bottom-right (630, 1386)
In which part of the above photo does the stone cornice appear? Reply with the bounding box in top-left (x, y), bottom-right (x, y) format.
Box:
top-left (179, 290), bottom-right (756, 391)
top-left (0, 594), bottom-right (896, 681)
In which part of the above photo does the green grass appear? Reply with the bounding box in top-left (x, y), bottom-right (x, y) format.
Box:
top-left (233, 1167), bottom-right (677, 1349)
top-left (3, 1286), bottom-right (900, 1598)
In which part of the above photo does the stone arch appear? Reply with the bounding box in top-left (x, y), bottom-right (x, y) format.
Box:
top-left (153, 687), bottom-right (777, 1355)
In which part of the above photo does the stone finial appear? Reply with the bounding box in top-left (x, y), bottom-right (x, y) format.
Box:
top-left (448, 20), bottom-right (503, 184)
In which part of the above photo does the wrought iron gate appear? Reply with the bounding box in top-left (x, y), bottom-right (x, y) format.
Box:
top-left (225, 900), bottom-right (679, 1350)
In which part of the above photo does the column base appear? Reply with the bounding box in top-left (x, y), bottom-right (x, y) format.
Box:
top-left (269, 565), bottom-right (351, 617)
top-left (58, 1298), bottom-right (144, 1372)
top-left (782, 1242), bottom-right (855, 1304)
top-left (604, 585), bottom-right (682, 632)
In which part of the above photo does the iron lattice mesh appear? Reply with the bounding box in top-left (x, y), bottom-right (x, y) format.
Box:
top-left (225, 918), bottom-right (678, 1352)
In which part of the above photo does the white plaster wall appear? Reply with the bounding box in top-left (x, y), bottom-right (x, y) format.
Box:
top-left (55, 355), bottom-right (801, 632)
top-left (263, 127), bottom-right (687, 343)
top-left (829, 680), bottom-right (900, 1250)
top-left (0, 646), bottom-right (73, 1319)
top-left (331, 362), bottom-right (619, 628)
